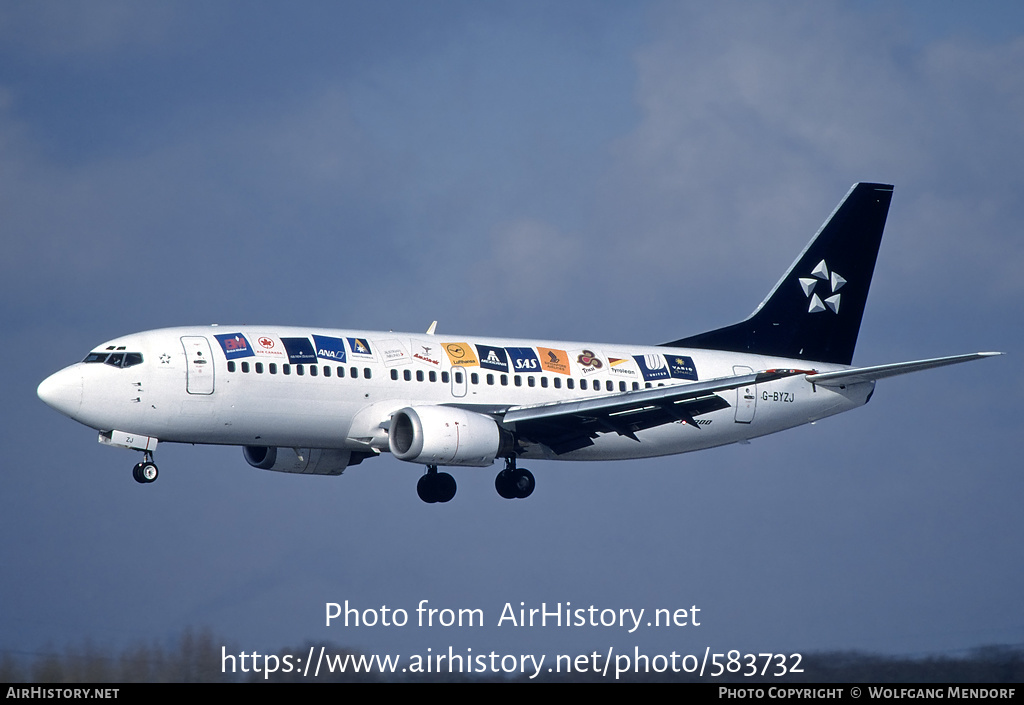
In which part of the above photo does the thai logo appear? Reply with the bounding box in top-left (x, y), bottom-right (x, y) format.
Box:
top-left (576, 350), bottom-right (603, 369)
top-left (799, 259), bottom-right (846, 314)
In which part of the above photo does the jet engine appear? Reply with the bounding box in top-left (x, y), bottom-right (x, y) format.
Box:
top-left (243, 446), bottom-right (354, 476)
top-left (388, 406), bottom-right (513, 467)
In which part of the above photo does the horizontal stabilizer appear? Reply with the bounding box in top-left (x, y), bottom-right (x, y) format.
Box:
top-left (805, 352), bottom-right (1003, 387)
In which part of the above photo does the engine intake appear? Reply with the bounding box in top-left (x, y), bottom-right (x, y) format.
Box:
top-left (388, 406), bottom-right (512, 467)
top-left (243, 446), bottom-right (354, 475)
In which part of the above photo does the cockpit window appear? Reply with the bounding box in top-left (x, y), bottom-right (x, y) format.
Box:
top-left (83, 351), bottom-right (144, 368)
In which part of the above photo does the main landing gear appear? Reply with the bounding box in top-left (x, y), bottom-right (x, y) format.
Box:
top-left (416, 458), bottom-right (536, 503)
top-left (495, 457), bottom-right (534, 500)
top-left (417, 465), bottom-right (457, 504)
top-left (132, 452), bottom-right (158, 484)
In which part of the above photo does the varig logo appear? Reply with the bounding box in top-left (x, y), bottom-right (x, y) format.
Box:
top-left (799, 259), bottom-right (846, 314)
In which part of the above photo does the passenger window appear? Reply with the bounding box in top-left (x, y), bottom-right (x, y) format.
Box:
top-left (567, 378), bottom-right (574, 390)
top-left (269, 363), bottom-right (277, 374)
top-left (540, 377), bottom-right (548, 388)
top-left (350, 367), bottom-right (358, 378)
top-left (309, 365), bottom-right (317, 377)
top-left (500, 374), bottom-right (508, 386)
top-left (454, 371), bottom-right (463, 384)
top-left (364, 368), bottom-right (371, 379)
top-left (632, 382), bottom-right (639, 390)
top-left (553, 377), bottom-right (561, 389)
top-left (241, 362), bottom-right (250, 373)
top-left (606, 381), bottom-right (613, 392)
top-left (514, 376), bottom-right (522, 387)
top-left (283, 365), bottom-right (291, 375)
top-left (429, 371), bottom-right (437, 382)
top-left (417, 370), bottom-right (425, 382)
top-left (442, 371), bottom-right (450, 383)
top-left (404, 369), bottom-right (412, 381)
top-left (296, 365), bottom-right (304, 376)
top-left (470, 373), bottom-right (478, 385)
top-left (228, 361), bottom-right (236, 372)
top-left (391, 369), bottom-right (399, 380)
top-left (528, 376), bottom-right (535, 387)
top-left (337, 366), bottom-right (345, 377)
top-left (323, 366), bottom-right (330, 377)
top-left (580, 379), bottom-right (588, 390)
top-left (486, 374), bottom-right (494, 385)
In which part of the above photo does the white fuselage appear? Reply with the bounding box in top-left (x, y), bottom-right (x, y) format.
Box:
top-left (39, 325), bottom-right (872, 464)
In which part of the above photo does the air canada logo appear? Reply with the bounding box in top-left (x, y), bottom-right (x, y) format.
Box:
top-left (799, 259), bottom-right (846, 314)
top-left (258, 337), bottom-right (275, 349)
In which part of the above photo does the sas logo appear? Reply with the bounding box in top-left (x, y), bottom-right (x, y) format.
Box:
top-left (506, 347), bottom-right (540, 372)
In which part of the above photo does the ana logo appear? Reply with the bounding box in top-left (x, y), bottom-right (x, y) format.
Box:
top-left (799, 259), bottom-right (846, 314)
top-left (258, 337), bottom-right (275, 349)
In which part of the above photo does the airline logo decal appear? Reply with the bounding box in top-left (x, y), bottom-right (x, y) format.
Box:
top-left (506, 347), bottom-right (540, 372)
top-left (476, 344), bottom-right (509, 373)
top-left (214, 333), bottom-right (254, 360)
top-left (347, 338), bottom-right (374, 359)
top-left (633, 354), bottom-right (670, 381)
top-left (799, 259), bottom-right (845, 314)
top-left (538, 347), bottom-right (570, 375)
top-left (606, 354), bottom-right (639, 378)
top-left (666, 355), bottom-right (698, 380)
top-left (376, 339), bottom-right (410, 366)
top-left (410, 341), bottom-right (442, 367)
top-left (253, 335), bottom-right (286, 358)
top-left (312, 335), bottom-right (347, 363)
top-left (282, 337), bottom-right (317, 364)
top-left (573, 349), bottom-right (603, 376)
top-left (443, 342), bottom-right (479, 367)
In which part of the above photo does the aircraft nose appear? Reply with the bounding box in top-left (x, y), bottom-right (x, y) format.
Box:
top-left (37, 366), bottom-right (83, 418)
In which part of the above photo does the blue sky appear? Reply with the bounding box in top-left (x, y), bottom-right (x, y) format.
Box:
top-left (2, 1), bottom-right (1022, 672)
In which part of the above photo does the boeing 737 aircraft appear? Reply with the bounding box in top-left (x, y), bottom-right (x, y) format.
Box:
top-left (38, 183), bottom-right (999, 503)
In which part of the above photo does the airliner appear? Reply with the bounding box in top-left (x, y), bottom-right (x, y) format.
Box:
top-left (37, 183), bottom-right (999, 503)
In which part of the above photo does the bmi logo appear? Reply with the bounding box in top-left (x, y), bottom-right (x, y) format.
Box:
top-left (799, 259), bottom-right (846, 314)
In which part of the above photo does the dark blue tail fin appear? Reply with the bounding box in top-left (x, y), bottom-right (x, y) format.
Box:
top-left (663, 182), bottom-right (894, 365)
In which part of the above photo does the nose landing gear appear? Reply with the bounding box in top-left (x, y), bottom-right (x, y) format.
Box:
top-left (132, 452), bottom-right (158, 484)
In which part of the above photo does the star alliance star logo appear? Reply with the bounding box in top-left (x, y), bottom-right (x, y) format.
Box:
top-left (798, 259), bottom-right (846, 314)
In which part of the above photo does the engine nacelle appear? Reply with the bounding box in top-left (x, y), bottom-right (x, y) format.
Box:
top-left (243, 446), bottom-right (352, 476)
top-left (388, 406), bottom-right (512, 467)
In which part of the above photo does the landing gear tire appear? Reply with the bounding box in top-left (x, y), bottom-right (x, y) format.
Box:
top-left (133, 461), bottom-right (158, 484)
top-left (495, 458), bottom-right (534, 499)
top-left (417, 467), bottom-right (456, 504)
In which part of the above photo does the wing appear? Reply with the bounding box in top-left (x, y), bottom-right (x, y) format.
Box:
top-left (501, 369), bottom-right (805, 455)
top-left (804, 352), bottom-right (1002, 387)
